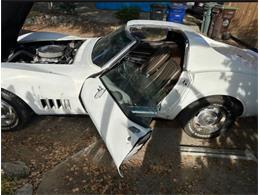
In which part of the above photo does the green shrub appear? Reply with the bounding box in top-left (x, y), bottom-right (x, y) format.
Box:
top-left (115, 7), bottom-right (140, 23)
top-left (56, 2), bottom-right (76, 14)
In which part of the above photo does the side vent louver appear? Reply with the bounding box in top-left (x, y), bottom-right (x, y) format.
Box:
top-left (49, 99), bottom-right (55, 108)
top-left (56, 99), bottom-right (62, 108)
top-left (40, 99), bottom-right (71, 110)
top-left (40, 99), bottom-right (47, 108)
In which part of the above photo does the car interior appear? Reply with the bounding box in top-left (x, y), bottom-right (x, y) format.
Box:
top-left (101, 28), bottom-right (187, 126)
top-left (120, 28), bottom-right (187, 104)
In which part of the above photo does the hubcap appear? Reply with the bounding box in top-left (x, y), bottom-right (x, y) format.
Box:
top-left (1, 100), bottom-right (18, 129)
top-left (192, 105), bottom-right (227, 134)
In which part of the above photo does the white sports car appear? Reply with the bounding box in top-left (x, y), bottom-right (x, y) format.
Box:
top-left (2, 3), bottom-right (257, 175)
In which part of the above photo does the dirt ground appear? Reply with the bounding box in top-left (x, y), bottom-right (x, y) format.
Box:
top-left (2, 116), bottom-right (258, 194)
top-left (2, 116), bottom-right (94, 191)
top-left (2, 2), bottom-right (257, 194)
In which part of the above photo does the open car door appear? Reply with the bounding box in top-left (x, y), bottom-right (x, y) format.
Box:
top-left (80, 77), bottom-right (153, 176)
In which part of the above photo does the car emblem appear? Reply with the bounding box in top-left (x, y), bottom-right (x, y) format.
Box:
top-left (94, 86), bottom-right (106, 98)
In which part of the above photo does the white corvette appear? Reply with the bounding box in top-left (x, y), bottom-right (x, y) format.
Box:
top-left (1, 4), bottom-right (257, 175)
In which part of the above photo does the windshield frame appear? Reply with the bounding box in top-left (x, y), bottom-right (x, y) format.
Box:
top-left (91, 26), bottom-right (137, 70)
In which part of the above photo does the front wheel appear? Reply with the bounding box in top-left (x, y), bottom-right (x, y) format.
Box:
top-left (178, 96), bottom-right (243, 139)
top-left (1, 90), bottom-right (33, 131)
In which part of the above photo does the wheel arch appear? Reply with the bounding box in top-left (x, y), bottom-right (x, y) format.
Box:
top-left (177, 95), bottom-right (244, 119)
top-left (1, 88), bottom-right (35, 114)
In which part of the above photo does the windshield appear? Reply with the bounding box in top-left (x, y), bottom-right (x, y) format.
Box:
top-left (92, 26), bottom-right (133, 67)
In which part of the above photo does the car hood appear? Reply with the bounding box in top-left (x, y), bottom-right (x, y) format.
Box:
top-left (2, 1), bottom-right (33, 60)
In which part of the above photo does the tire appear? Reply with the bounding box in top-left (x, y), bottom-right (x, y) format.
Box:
top-left (1, 89), bottom-right (33, 131)
top-left (178, 96), bottom-right (243, 139)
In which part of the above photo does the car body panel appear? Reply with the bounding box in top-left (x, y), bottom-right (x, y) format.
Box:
top-left (185, 32), bottom-right (257, 75)
top-left (2, 64), bottom-right (87, 114)
top-left (80, 78), bottom-right (152, 176)
top-left (158, 71), bottom-right (257, 119)
top-left (18, 32), bottom-right (86, 43)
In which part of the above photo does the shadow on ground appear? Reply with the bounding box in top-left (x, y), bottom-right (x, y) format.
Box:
top-left (22, 116), bottom-right (257, 194)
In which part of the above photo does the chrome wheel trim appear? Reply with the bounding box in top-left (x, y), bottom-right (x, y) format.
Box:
top-left (1, 100), bottom-right (19, 129)
top-left (191, 105), bottom-right (227, 134)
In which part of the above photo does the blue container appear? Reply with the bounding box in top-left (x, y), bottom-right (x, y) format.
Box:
top-left (96, 2), bottom-right (124, 10)
top-left (167, 3), bottom-right (187, 23)
top-left (96, 2), bottom-right (172, 12)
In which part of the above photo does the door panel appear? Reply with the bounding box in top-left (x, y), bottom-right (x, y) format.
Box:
top-left (80, 78), bottom-right (151, 176)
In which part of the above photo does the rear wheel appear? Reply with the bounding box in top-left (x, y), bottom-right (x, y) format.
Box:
top-left (1, 90), bottom-right (33, 131)
top-left (178, 96), bottom-right (243, 139)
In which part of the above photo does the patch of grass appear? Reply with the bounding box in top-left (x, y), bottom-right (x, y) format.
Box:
top-left (56, 3), bottom-right (77, 15)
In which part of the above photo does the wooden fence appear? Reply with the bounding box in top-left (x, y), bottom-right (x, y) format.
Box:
top-left (225, 2), bottom-right (258, 48)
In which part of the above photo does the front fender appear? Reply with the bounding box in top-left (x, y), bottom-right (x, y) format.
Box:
top-left (1, 63), bottom-right (86, 115)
